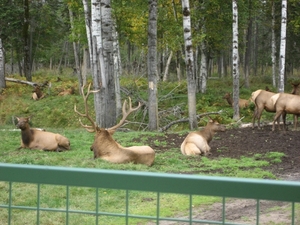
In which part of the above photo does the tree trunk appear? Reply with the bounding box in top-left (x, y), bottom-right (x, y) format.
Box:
top-left (23, 0), bottom-right (31, 81)
top-left (232, 0), bottom-right (240, 120)
top-left (0, 39), bottom-right (5, 92)
top-left (244, 15), bottom-right (252, 89)
top-left (163, 51), bottom-right (172, 82)
top-left (278, 0), bottom-right (287, 93)
top-left (113, 26), bottom-right (122, 118)
top-left (200, 40), bottom-right (207, 93)
top-left (82, 0), bottom-right (93, 67)
top-left (182, 0), bottom-right (197, 130)
top-left (68, 7), bottom-right (83, 92)
top-left (101, 0), bottom-right (116, 127)
top-left (271, 1), bottom-right (277, 88)
top-left (147, 0), bottom-right (159, 131)
top-left (90, 0), bottom-right (106, 127)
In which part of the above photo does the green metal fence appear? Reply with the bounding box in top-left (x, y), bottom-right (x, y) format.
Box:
top-left (0, 163), bottom-right (300, 225)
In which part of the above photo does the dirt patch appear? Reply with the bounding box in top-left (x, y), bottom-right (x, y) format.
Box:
top-left (142, 124), bottom-right (300, 225)
top-left (145, 124), bottom-right (300, 179)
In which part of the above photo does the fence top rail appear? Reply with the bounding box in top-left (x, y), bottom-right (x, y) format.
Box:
top-left (0, 163), bottom-right (300, 202)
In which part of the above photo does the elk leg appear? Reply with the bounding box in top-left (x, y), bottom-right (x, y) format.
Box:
top-left (272, 111), bottom-right (282, 131)
top-left (294, 114), bottom-right (299, 130)
top-left (252, 107), bottom-right (258, 129)
top-left (256, 108), bottom-right (263, 129)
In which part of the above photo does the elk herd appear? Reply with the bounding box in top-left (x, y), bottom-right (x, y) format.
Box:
top-left (14, 83), bottom-right (300, 166)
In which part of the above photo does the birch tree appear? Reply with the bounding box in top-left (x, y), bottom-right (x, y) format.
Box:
top-left (182, 0), bottom-right (197, 130)
top-left (232, 0), bottom-right (240, 120)
top-left (271, 0), bottom-right (277, 88)
top-left (68, 6), bottom-right (83, 90)
top-left (200, 29), bottom-right (207, 93)
top-left (23, 0), bottom-right (31, 81)
top-left (88, 0), bottom-right (110, 127)
top-left (147, 0), bottom-right (159, 130)
top-left (0, 39), bottom-right (5, 92)
top-left (101, 0), bottom-right (116, 127)
top-left (278, 0), bottom-right (287, 93)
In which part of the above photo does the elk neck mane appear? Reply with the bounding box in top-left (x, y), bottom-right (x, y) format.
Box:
top-left (21, 128), bottom-right (35, 146)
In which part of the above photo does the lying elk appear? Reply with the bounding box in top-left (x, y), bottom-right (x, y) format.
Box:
top-left (251, 83), bottom-right (300, 129)
top-left (180, 119), bottom-right (226, 156)
top-left (74, 84), bottom-right (155, 166)
top-left (223, 92), bottom-right (249, 109)
top-left (271, 93), bottom-right (300, 131)
top-left (32, 85), bottom-right (45, 100)
top-left (58, 87), bottom-right (75, 96)
top-left (16, 117), bottom-right (70, 151)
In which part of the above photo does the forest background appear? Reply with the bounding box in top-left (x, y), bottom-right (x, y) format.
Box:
top-left (0, 0), bottom-right (300, 130)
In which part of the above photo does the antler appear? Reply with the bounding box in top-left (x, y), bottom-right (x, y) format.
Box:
top-left (74, 83), bottom-right (100, 133)
top-left (107, 97), bottom-right (141, 131)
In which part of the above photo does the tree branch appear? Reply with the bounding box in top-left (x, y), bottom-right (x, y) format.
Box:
top-left (158, 110), bottom-right (223, 132)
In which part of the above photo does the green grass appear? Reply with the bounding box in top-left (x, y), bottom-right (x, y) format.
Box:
top-left (0, 71), bottom-right (295, 224)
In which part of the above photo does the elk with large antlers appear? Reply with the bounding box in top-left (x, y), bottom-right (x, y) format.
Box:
top-left (74, 84), bottom-right (155, 166)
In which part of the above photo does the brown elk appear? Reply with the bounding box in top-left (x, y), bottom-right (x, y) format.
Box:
top-left (58, 87), bottom-right (75, 96)
top-left (271, 93), bottom-right (300, 131)
top-left (74, 84), bottom-right (155, 166)
top-left (16, 117), bottom-right (70, 151)
top-left (32, 85), bottom-right (45, 100)
top-left (223, 92), bottom-right (249, 108)
top-left (251, 90), bottom-right (278, 129)
top-left (180, 119), bottom-right (226, 156)
top-left (251, 83), bottom-right (300, 129)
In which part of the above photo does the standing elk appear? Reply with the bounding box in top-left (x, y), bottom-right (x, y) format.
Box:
top-left (223, 92), bottom-right (249, 109)
top-left (271, 93), bottom-right (300, 131)
top-left (180, 119), bottom-right (226, 156)
top-left (74, 84), bottom-right (155, 166)
top-left (251, 83), bottom-right (300, 129)
top-left (251, 90), bottom-right (278, 129)
top-left (16, 117), bottom-right (70, 151)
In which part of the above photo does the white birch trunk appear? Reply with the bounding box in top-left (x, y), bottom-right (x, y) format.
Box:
top-left (278, 0), bottom-right (287, 93)
top-left (163, 51), bottom-right (173, 82)
top-left (113, 27), bottom-right (122, 117)
top-left (91, 0), bottom-right (107, 126)
top-left (82, 0), bottom-right (93, 66)
top-left (271, 0), bottom-right (277, 88)
top-left (232, 0), bottom-right (240, 120)
top-left (200, 40), bottom-right (207, 93)
top-left (182, 0), bottom-right (197, 130)
top-left (101, 0), bottom-right (116, 127)
top-left (68, 7), bottom-right (83, 90)
top-left (0, 38), bottom-right (5, 91)
top-left (147, 0), bottom-right (159, 131)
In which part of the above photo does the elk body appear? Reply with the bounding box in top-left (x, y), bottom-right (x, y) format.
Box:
top-left (271, 93), bottom-right (300, 131)
top-left (16, 117), bottom-right (70, 151)
top-left (180, 119), bottom-right (226, 156)
top-left (251, 90), bottom-right (278, 129)
top-left (32, 85), bottom-right (45, 100)
top-left (74, 84), bottom-right (155, 166)
top-left (251, 83), bottom-right (300, 129)
top-left (223, 92), bottom-right (249, 108)
top-left (58, 87), bottom-right (75, 96)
